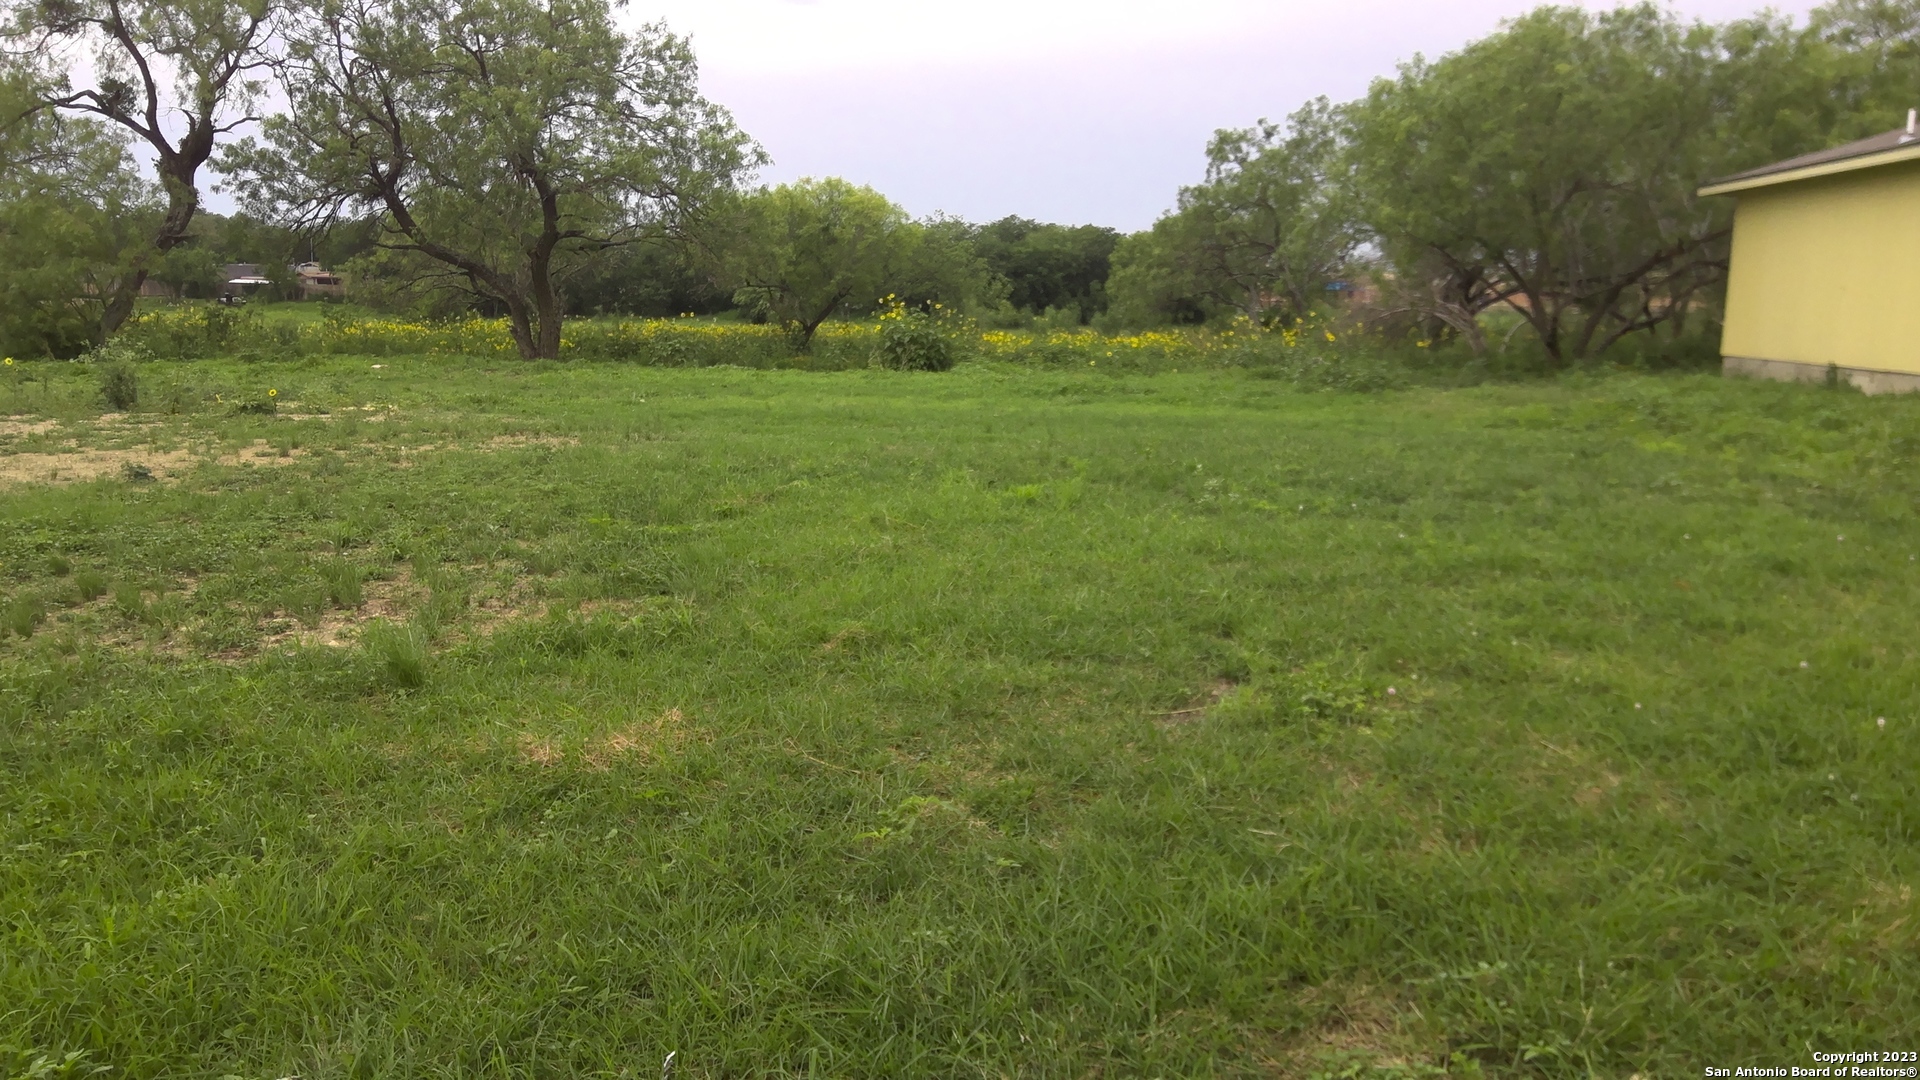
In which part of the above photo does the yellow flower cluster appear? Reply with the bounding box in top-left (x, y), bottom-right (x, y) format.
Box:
top-left (120, 305), bottom-right (1367, 371)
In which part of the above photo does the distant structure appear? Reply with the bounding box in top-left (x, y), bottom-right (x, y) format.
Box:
top-left (1700, 110), bottom-right (1920, 394)
top-left (291, 262), bottom-right (346, 301)
top-left (220, 263), bottom-right (273, 304)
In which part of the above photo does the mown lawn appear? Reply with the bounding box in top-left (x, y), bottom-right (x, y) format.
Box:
top-left (1, 358), bottom-right (1916, 1078)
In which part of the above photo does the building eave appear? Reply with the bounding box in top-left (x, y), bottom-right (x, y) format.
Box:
top-left (1699, 141), bottom-right (1920, 197)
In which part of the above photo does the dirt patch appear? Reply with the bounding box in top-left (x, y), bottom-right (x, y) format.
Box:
top-left (1255, 983), bottom-right (1438, 1078)
top-left (584, 707), bottom-right (694, 769)
top-left (0, 438), bottom-right (306, 488)
top-left (1530, 735), bottom-right (1671, 817)
top-left (215, 440), bottom-right (309, 467)
top-left (0, 417), bottom-right (62, 439)
top-left (483, 433), bottom-right (579, 450)
top-left (0, 447), bottom-right (202, 486)
top-left (258, 567), bottom-right (428, 651)
top-left (517, 735), bottom-right (564, 767)
top-left (517, 707), bottom-right (698, 770)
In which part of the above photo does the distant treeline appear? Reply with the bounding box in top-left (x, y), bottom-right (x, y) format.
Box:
top-left (1, 0), bottom-right (1914, 361)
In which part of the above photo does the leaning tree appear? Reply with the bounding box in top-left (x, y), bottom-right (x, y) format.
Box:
top-left (6, 0), bottom-right (280, 334)
top-left (228, 0), bottom-right (759, 359)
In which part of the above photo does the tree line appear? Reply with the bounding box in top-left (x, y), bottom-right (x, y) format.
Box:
top-left (1, 0), bottom-right (1916, 362)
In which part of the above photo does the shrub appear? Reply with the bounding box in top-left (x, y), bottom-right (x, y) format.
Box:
top-left (873, 302), bottom-right (958, 372)
top-left (98, 360), bottom-right (139, 411)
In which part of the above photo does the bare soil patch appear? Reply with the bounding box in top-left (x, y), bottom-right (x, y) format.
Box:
top-left (0, 417), bottom-right (61, 438)
top-left (1254, 983), bottom-right (1437, 1078)
top-left (258, 567), bottom-right (429, 651)
top-left (0, 447), bottom-right (203, 486)
top-left (0, 437), bottom-right (306, 488)
top-left (518, 707), bottom-right (698, 770)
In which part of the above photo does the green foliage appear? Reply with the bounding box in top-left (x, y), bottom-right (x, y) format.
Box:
top-left (0, 594), bottom-right (42, 638)
top-left (872, 300), bottom-right (960, 372)
top-left (8, 0), bottom-right (284, 336)
top-left (115, 303), bottom-right (241, 360)
top-left (1109, 98), bottom-right (1358, 329)
top-left (229, 0), bottom-right (759, 360)
top-left (0, 64), bottom-right (152, 358)
top-left (970, 216), bottom-right (1118, 324)
top-left (1344, 4), bottom-right (1832, 363)
top-left (705, 178), bottom-right (996, 350)
top-left (110, 580), bottom-right (146, 622)
top-left (0, 1047), bottom-right (112, 1080)
top-left (561, 239), bottom-right (731, 318)
top-left (95, 359), bottom-right (137, 410)
top-left (317, 559), bottom-right (364, 608)
top-left (1808, 0), bottom-right (1920, 137)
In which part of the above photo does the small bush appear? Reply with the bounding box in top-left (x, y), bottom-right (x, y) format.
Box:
top-left (98, 361), bottom-right (139, 411)
top-left (46, 554), bottom-right (70, 577)
top-left (873, 303), bottom-right (958, 372)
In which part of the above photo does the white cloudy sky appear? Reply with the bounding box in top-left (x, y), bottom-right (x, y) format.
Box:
top-left (635, 0), bottom-right (1819, 231)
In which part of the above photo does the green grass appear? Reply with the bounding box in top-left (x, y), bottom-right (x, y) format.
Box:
top-left (1, 356), bottom-right (1916, 1077)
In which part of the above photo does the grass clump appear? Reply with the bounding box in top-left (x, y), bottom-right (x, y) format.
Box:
top-left (71, 570), bottom-right (107, 603)
top-left (1, 595), bottom-right (44, 638)
top-left (109, 581), bottom-right (146, 622)
top-left (360, 618), bottom-right (429, 687)
top-left (316, 559), bottom-right (365, 608)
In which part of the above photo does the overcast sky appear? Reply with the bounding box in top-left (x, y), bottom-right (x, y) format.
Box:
top-left (635, 0), bottom-right (1820, 231)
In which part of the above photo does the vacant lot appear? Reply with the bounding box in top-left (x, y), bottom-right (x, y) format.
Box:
top-left (1, 358), bottom-right (1915, 1078)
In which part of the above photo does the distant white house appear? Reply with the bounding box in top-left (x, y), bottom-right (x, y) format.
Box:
top-left (221, 263), bottom-right (273, 304)
top-left (291, 262), bottom-right (346, 301)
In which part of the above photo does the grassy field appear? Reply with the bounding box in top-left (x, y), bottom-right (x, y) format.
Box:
top-left (0, 355), bottom-right (1915, 1078)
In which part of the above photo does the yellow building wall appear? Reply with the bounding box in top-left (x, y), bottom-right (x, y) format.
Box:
top-left (1721, 158), bottom-right (1920, 375)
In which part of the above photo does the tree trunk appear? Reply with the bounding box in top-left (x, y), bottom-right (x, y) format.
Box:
top-left (504, 298), bottom-right (539, 360)
top-left (101, 169), bottom-right (202, 336)
top-left (99, 273), bottom-right (145, 337)
top-left (527, 247), bottom-right (564, 360)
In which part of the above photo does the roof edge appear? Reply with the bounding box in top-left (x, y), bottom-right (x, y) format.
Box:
top-left (1700, 141), bottom-right (1920, 196)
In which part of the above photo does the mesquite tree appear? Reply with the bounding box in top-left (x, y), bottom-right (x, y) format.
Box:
top-left (1106, 99), bottom-right (1357, 327)
top-left (229, 0), bottom-right (758, 359)
top-left (700, 178), bottom-right (992, 351)
top-left (1345, 4), bottom-right (1803, 363)
top-left (6, 0), bottom-right (279, 334)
